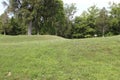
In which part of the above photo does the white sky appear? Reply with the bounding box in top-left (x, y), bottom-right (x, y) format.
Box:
top-left (63, 0), bottom-right (120, 16)
top-left (0, 0), bottom-right (120, 16)
top-left (0, 0), bottom-right (5, 15)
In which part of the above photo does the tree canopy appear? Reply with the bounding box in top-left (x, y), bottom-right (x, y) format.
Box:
top-left (0, 1), bottom-right (120, 38)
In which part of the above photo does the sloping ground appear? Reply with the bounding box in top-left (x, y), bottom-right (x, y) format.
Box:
top-left (0, 35), bottom-right (120, 80)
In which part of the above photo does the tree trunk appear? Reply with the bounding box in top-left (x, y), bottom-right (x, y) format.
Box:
top-left (28, 21), bottom-right (32, 35)
top-left (3, 29), bottom-right (6, 35)
top-left (55, 27), bottom-right (58, 36)
top-left (36, 25), bottom-right (40, 35)
top-left (37, 29), bottom-right (39, 35)
top-left (102, 27), bottom-right (105, 37)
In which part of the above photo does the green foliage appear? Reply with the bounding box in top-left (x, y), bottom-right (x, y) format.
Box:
top-left (87, 5), bottom-right (99, 35)
top-left (109, 3), bottom-right (120, 35)
top-left (72, 5), bottom-right (99, 38)
top-left (64, 3), bottom-right (77, 38)
top-left (0, 12), bottom-right (12, 35)
top-left (64, 3), bottom-right (77, 20)
top-left (96, 7), bottom-right (109, 37)
top-left (72, 16), bottom-right (88, 38)
top-left (72, 4), bottom-right (120, 38)
top-left (0, 35), bottom-right (120, 79)
top-left (6, 0), bottom-right (65, 35)
top-left (1, 1), bottom-right (120, 38)
top-left (8, 17), bottom-right (25, 35)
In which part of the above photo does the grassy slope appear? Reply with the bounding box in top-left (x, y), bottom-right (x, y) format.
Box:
top-left (0, 35), bottom-right (120, 80)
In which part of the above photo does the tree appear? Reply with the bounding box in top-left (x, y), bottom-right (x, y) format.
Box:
top-left (72, 11), bottom-right (88, 38)
top-left (5, 0), bottom-right (65, 35)
top-left (3, 0), bottom-right (33, 35)
top-left (72, 5), bottom-right (99, 38)
top-left (8, 17), bottom-right (24, 35)
top-left (64, 3), bottom-right (77, 38)
top-left (0, 11), bottom-right (11, 35)
top-left (40, 0), bottom-right (65, 35)
top-left (86, 5), bottom-right (99, 36)
top-left (109, 3), bottom-right (120, 35)
top-left (96, 7), bottom-right (109, 37)
top-left (64, 3), bottom-right (77, 20)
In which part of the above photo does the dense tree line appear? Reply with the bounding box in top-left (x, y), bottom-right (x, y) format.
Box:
top-left (0, 0), bottom-right (120, 38)
top-left (73, 4), bottom-right (120, 38)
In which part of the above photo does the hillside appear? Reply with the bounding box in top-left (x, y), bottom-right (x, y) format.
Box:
top-left (0, 35), bottom-right (120, 80)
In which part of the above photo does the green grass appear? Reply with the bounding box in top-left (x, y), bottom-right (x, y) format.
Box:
top-left (0, 35), bottom-right (120, 80)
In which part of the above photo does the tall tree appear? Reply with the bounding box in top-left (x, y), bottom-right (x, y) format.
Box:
top-left (40, 0), bottom-right (65, 35)
top-left (72, 5), bottom-right (99, 38)
top-left (8, 17), bottom-right (24, 35)
top-left (64, 3), bottom-right (77, 38)
top-left (64, 3), bottom-right (77, 20)
top-left (72, 11), bottom-right (89, 38)
top-left (109, 3), bottom-right (120, 35)
top-left (96, 7), bottom-right (109, 37)
top-left (6, 0), bottom-right (65, 35)
top-left (0, 11), bottom-right (10, 35)
top-left (87, 5), bottom-right (99, 36)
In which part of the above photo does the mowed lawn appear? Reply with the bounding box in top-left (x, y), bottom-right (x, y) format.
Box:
top-left (0, 35), bottom-right (120, 80)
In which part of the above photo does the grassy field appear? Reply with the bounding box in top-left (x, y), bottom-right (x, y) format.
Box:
top-left (0, 35), bottom-right (120, 80)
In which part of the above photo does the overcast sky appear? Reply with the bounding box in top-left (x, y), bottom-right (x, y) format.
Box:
top-left (63, 0), bottom-right (120, 16)
top-left (0, 0), bottom-right (120, 16)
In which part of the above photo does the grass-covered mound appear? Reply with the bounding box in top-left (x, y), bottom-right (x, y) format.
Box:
top-left (0, 35), bottom-right (120, 80)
